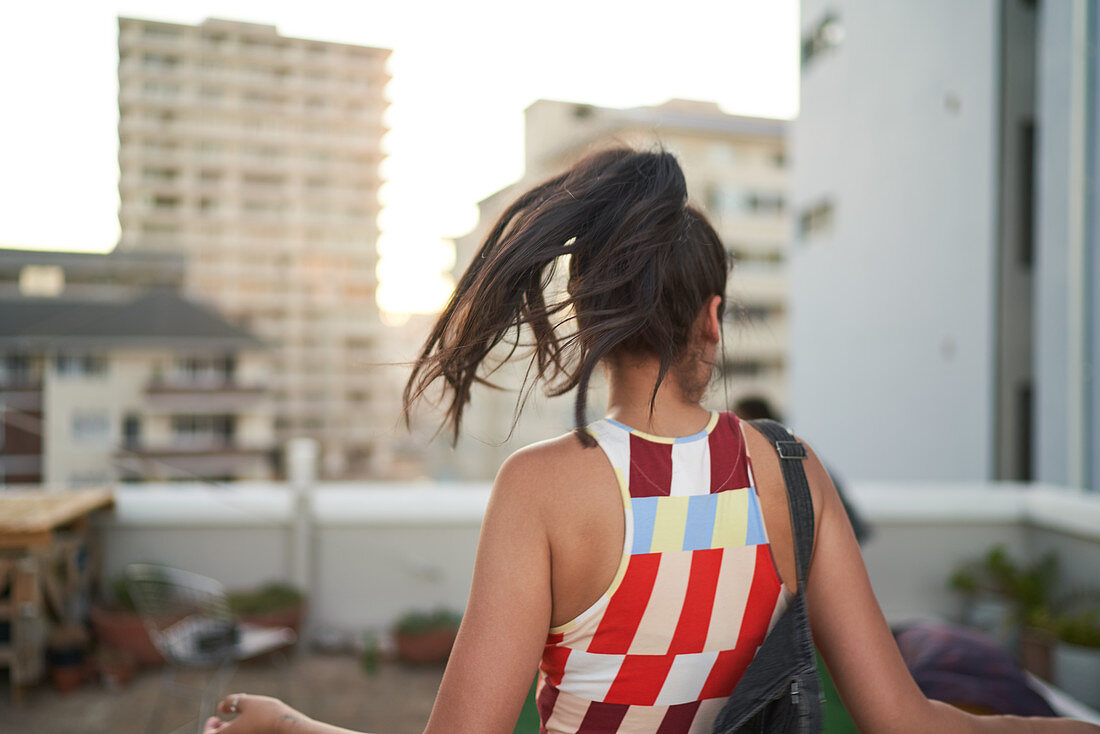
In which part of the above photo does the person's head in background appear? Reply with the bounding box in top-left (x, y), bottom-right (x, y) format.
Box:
top-left (734, 396), bottom-right (780, 422)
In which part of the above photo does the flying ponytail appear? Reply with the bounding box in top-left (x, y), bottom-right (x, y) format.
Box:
top-left (403, 147), bottom-right (728, 446)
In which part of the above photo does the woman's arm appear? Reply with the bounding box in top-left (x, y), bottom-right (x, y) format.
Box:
top-left (421, 446), bottom-right (553, 733)
top-left (801, 441), bottom-right (1099, 734)
top-left (204, 447), bottom-right (554, 734)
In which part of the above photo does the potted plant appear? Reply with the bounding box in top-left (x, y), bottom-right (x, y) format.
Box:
top-left (88, 576), bottom-right (164, 666)
top-left (948, 545), bottom-right (1023, 645)
top-left (392, 608), bottom-right (462, 665)
top-left (48, 624), bottom-right (89, 693)
top-left (1052, 607), bottom-right (1100, 709)
top-left (227, 581), bottom-right (306, 636)
top-left (1012, 552), bottom-right (1059, 680)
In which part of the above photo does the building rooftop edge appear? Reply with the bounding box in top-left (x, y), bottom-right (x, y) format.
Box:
top-left (117, 15), bottom-right (393, 57)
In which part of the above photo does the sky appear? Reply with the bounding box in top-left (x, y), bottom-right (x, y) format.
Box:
top-left (0, 0), bottom-right (799, 316)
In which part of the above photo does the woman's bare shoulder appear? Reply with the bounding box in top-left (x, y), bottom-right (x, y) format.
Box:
top-left (495, 430), bottom-right (617, 508)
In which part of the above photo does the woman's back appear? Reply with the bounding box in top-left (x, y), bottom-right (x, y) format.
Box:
top-left (531, 410), bottom-right (800, 733)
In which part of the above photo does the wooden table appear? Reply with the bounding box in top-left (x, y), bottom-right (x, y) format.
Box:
top-left (0, 487), bottom-right (114, 703)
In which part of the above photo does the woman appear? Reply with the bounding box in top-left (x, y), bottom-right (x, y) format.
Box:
top-left (204, 149), bottom-right (1099, 734)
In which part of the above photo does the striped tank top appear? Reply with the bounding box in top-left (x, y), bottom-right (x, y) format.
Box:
top-left (537, 411), bottom-right (791, 733)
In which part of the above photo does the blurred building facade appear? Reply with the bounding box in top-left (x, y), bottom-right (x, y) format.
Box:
top-left (791, 0), bottom-right (1099, 490)
top-left (441, 99), bottom-right (789, 479)
top-left (115, 16), bottom-right (393, 478)
top-left (0, 274), bottom-right (275, 486)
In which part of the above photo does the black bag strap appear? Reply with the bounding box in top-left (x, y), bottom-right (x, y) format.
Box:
top-left (749, 419), bottom-right (815, 594)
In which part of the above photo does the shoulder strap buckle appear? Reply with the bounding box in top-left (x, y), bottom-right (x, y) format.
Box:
top-left (776, 441), bottom-right (806, 460)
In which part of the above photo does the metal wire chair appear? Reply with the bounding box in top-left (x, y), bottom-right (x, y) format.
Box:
top-left (126, 563), bottom-right (297, 734)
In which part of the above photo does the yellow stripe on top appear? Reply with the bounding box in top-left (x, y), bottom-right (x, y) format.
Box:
top-left (649, 496), bottom-right (691, 553)
top-left (710, 489), bottom-right (749, 548)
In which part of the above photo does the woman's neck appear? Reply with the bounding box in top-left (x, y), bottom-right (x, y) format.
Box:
top-left (603, 353), bottom-right (712, 437)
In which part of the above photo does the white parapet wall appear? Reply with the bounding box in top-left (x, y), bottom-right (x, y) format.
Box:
top-left (97, 481), bottom-right (1100, 639)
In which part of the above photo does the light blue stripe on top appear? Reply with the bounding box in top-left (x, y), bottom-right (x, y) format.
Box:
top-left (673, 429), bottom-right (709, 444)
top-left (744, 488), bottom-right (768, 546)
top-left (631, 497), bottom-right (659, 554)
top-left (682, 493), bottom-right (718, 551)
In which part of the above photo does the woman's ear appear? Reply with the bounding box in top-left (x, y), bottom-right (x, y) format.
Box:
top-left (703, 294), bottom-right (722, 343)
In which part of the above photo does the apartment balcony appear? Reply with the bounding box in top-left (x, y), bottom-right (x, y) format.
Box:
top-left (0, 379), bottom-right (43, 410)
top-left (113, 438), bottom-right (274, 479)
top-left (143, 379), bottom-right (269, 411)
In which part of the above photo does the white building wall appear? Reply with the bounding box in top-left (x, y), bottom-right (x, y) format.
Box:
top-left (1034, 1), bottom-right (1100, 492)
top-left (790, 0), bottom-right (1001, 481)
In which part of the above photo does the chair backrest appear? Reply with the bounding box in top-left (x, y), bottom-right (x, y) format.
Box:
top-left (125, 563), bottom-right (237, 665)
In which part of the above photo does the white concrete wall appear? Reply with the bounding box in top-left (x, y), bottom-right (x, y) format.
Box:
top-left (96, 481), bottom-right (1100, 639)
top-left (791, 0), bottom-right (1000, 482)
top-left (1034, 1), bottom-right (1100, 492)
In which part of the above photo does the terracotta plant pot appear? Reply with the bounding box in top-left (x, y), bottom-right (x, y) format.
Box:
top-left (50, 663), bottom-right (85, 694)
top-left (1019, 626), bottom-right (1055, 681)
top-left (394, 628), bottom-right (458, 665)
top-left (89, 604), bottom-right (163, 666)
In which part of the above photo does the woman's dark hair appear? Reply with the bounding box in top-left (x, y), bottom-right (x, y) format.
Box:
top-left (403, 147), bottom-right (728, 446)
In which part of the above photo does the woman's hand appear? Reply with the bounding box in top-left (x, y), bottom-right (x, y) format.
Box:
top-left (203, 693), bottom-right (313, 734)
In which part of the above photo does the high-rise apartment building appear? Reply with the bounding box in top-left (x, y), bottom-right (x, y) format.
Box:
top-left (439, 99), bottom-right (789, 479)
top-left (116, 17), bottom-right (391, 478)
top-left (791, 0), bottom-right (1100, 488)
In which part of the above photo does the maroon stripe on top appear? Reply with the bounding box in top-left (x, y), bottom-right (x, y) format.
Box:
top-left (709, 413), bottom-right (749, 493)
top-left (629, 433), bottom-right (673, 497)
top-left (536, 678), bottom-right (560, 734)
top-left (575, 699), bottom-right (630, 733)
top-left (667, 547), bottom-right (724, 653)
top-left (588, 552), bottom-right (661, 653)
top-left (657, 700), bottom-right (703, 733)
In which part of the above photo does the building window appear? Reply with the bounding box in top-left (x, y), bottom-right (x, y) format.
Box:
top-left (798, 199), bottom-right (835, 241)
top-left (172, 414), bottom-right (236, 446)
top-left (720, 360), bottom-right (764, 378)
top-left (142, 166), bottom-right (179, 181)
top-left (1019, 119), bottom-right (1036, 268)
top-left (55, 354), bottom-right (107, 378)
top-left (143, 82), bottom-right (181, 98)
top-left (122, 414), bottom-right (141, 449)
top-left (747, 192), bottom-right (786, 214)
top-left (142, 53), bottom-right (179, 69)
top-left (1, 354), bottom-right (33, 384)
top-left (801, 12), bottom-right (844, 69)
top-left (707, 186), bottom-right (786, 217)
top-left (142, 25), bottom-right (181, 40)
top-left (72, 411), bottom-right (110, 443)
top-left (172, 356), bottom-right (235, 385)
